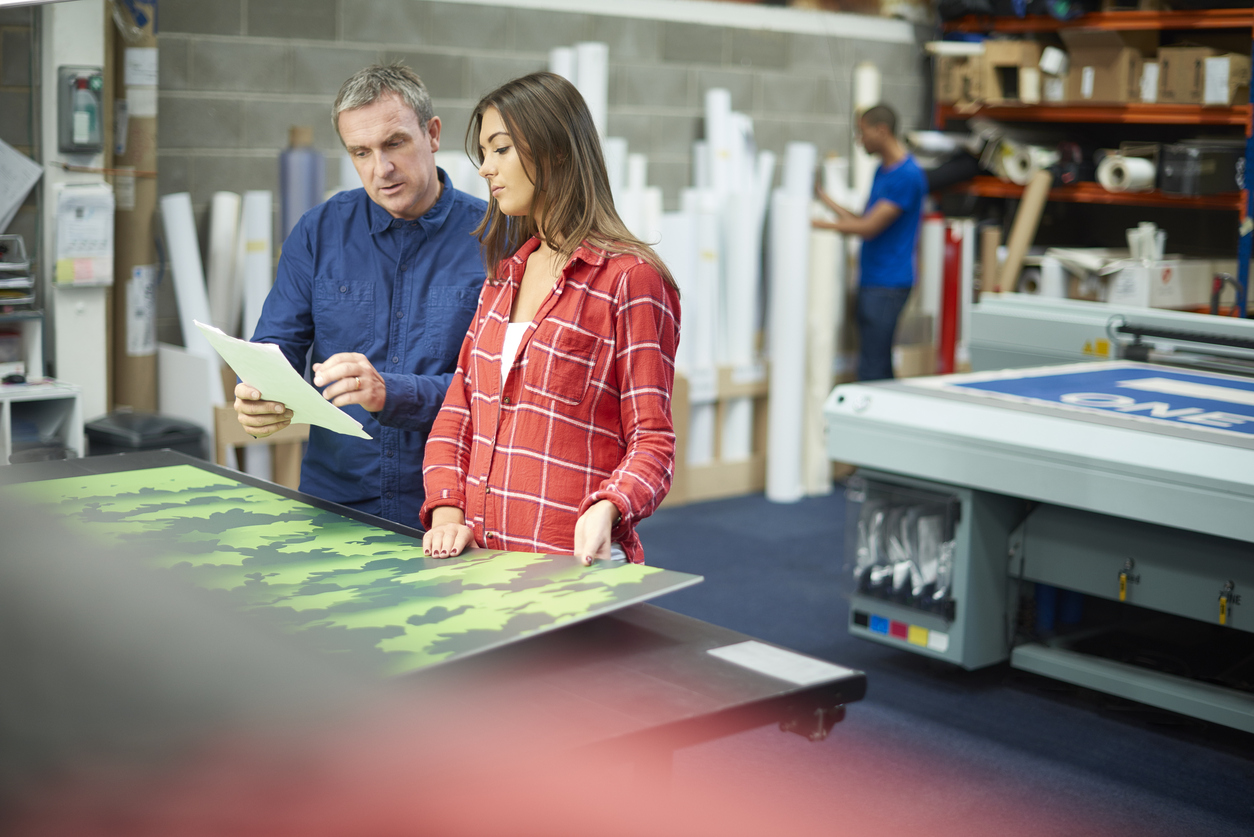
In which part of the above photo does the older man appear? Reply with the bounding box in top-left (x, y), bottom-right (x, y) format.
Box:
top-left (234, 63), bottom-right (486, 528)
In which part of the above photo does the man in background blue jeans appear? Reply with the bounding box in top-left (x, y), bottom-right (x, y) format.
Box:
top-left (815, 104), bottom-right (927, 381)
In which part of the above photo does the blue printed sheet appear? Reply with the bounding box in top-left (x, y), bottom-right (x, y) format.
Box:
top-left (913, 361), bottom-right (1254, 439)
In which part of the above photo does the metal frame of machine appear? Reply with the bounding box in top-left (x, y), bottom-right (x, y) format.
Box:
top-left (825, 311), bottom-right (1254, 730)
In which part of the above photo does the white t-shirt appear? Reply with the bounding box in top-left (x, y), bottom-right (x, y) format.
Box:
top-left (500, 321), bottom-right (626, 564)
top-left (500, 321), bottom-right (529, 387)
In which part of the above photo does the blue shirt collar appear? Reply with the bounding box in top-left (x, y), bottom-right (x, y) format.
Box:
top-left (368, 167), bottom-right (457, 235)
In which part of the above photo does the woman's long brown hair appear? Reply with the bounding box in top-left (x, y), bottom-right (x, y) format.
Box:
top-left (465, 72), bottom-right (677, 290)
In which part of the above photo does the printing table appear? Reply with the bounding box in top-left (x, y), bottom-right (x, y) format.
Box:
top-left (0, 450), bottom-right (866, 782)
top-left (825, 361), bottom-right (1254, 731)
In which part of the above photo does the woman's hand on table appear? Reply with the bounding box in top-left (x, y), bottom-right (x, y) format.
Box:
top-left (574, 500), bottom-right (620, 566)
top-left (424, 507), bottom-right (476, 558)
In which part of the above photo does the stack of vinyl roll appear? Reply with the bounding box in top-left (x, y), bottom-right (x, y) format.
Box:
top-left (653, 88), bottom-right (776, 468)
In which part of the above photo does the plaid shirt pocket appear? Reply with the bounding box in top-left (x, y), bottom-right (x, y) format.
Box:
top-left (525, 324), bottom-right (602, 406)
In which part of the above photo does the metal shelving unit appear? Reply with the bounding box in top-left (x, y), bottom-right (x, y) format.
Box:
top-left (938, 7), bottom-right (1254, 314)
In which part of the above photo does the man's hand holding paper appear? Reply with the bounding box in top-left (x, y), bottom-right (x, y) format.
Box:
top-left (195, 321), bottom-right (372, 440)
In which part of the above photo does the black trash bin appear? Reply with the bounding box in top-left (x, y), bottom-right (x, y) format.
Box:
top-left (85, 412), bottom-right (207, 459)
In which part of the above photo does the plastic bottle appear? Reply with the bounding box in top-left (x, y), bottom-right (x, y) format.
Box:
top-left (72, 77), bottom-right (99, 147)
top-left (279, 126), bottom-right (325, 242)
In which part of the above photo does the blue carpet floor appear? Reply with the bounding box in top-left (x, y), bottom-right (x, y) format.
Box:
top-left (639, 491), bottom-right (1254, 836)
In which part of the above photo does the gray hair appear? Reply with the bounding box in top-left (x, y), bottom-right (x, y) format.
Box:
top-left (333, 62), bottom-right (435, 141)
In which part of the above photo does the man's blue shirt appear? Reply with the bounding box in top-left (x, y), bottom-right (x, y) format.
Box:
top-left (251, 168), bottom-right (486, 528)
top-left (860, 155), bottom-right (927, 289)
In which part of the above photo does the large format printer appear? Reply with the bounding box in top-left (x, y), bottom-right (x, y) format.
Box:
top-left (825, 295), bottom-right (1254, 732)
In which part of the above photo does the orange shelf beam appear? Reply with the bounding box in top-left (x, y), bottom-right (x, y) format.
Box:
top-left (960, 176), bottom-right (1242, 210)
top-left (944, 9), bottom-right (1254, 33)
top-left (938, 102), bottom-right (1251, 126)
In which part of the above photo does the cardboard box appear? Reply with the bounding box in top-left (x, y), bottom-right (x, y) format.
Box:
top-left (1108, 260), bottom-right (1182, 308)
top-left (1203, 53), bottom-right (1251, 106)
top-left (1062, 30), bottom-right (1154, 103)
top-left (936, 54), bottom-right (984, 104)
top-left (1158, 45), bottom-right (1216, 103)
top-left (982, 40), bottom-right (1044, 103)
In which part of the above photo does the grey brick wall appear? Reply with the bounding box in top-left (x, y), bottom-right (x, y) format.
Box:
top-left (154, 0), bottom-right (925, 342)
top-left (0, 6), bottom-right (38, 274)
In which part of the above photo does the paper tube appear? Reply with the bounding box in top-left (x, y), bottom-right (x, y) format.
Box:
top-left (997, 170), bottom-right (1051, 296)
top-left (655, 211), bottom-right (697, 375)
top-left (548, 47), bottom-right (576, 83)
top-left (692, 141), bottom-right (711, 190)
top-left (783, 141), bottom-right (817, 200)
top-left (574, 42), bottom-right (608, 137)
top-left (920, 214), bottom-right (944, 318)
top-left (958, 217), bottom-right (975, 366)
top-left (1039, 255), bottom-right (1066, 298)
top-left (1097, 155), bottom-right (1155, 193)
top-left (603, 137), bottom-right (628, 200)
top-left (239, 191), bottom-right (273, 343)
top-left (207, 191), bottom-right (242, 337)
top-left (766, 187), bottom-right (811, 503)
top-left (161, 193), bottom-right (216, 363)
top-left (111, 12), bottom-right (159, 412)
top-left (852, 61), bottom-right (880, 212)
top-left (979, 224), bottom-right (1001, 296)
top-left (705, 88), bottom-right (734, 194)
top-left (804, 226), bottom-right (840, 496)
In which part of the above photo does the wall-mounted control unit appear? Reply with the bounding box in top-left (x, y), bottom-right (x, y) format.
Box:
top-left (58, 66), bottom-right (104, 154)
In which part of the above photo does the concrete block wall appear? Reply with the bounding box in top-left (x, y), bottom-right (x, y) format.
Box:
top-left (0, 5), bottom-right (39, 269)
top-left (155, 0), bottom-right (925, 343)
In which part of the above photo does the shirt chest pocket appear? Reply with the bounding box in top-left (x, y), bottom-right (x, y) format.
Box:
top-left (422, 285), bottom-right (480, 360)
top-left (313, 280), bottom-right (375, 354)
top-left (525, 325), bottom-right (603, 407)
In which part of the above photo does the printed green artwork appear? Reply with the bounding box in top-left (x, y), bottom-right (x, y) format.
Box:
top-left (7, 464), bottom-right (701, 676)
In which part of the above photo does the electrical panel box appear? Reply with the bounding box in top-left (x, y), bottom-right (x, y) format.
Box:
top-left (57, 66), bottom-right (104, 154)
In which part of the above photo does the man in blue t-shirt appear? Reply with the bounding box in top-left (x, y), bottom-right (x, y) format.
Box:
top-left (815, 104), bottom-right (927, 381)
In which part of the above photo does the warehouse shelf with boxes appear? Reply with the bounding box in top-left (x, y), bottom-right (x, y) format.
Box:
top-left (925, 5), bottom-right (1254, 316)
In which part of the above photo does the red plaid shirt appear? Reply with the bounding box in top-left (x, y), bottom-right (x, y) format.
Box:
top-left (421, 238), bottom-right (681, 563)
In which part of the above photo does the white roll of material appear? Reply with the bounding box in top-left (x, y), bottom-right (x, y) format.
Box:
top-left (1039, 255), bottom-right (1067, 298)
top-left (206, 191), bottom-right (242, 338)
top-left (1097, 155), bottom-right (1155, 193)
top-left (574, 42), bottom-right (608, 137)
top-left (783, 141), bottom-right (818, 200)
top-left (239, 190), bottom-right (273, 343)
top-left (1002, 143), bottom-right (1060, 186)
top-left (549, 47), bottom-right (576, 82)
top-left (161, 193), bottom-right (216, 364)
top-left (804, 226), bottom-right (840, 497)
top-left (852, 61), bottom-right (880, 212)
top-left (919, 214), bottom-right (945, 319)
top-left (766, 187), bottom-right (812, 503)
top-left (602, 137), bottom-right (628, 199)
top-left (705, 88), bottom-right (734, 194)
top-left (339, 151), bottom-right (358, 192)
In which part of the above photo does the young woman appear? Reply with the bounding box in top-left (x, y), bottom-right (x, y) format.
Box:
top-left (420, 72), bottom-right (681, 566)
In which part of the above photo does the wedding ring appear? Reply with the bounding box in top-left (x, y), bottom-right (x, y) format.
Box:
top-left (354, 376), bottom-right (361, 391)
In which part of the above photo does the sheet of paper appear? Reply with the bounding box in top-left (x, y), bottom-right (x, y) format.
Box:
top-left (55, 184), bottom-right (114, 285)
top-left (707, 640), bottom-right (857, 686)
top-left (194, 320), bottom-right (371, 439)
top-left (0, 137), bottom-right (43, 235)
